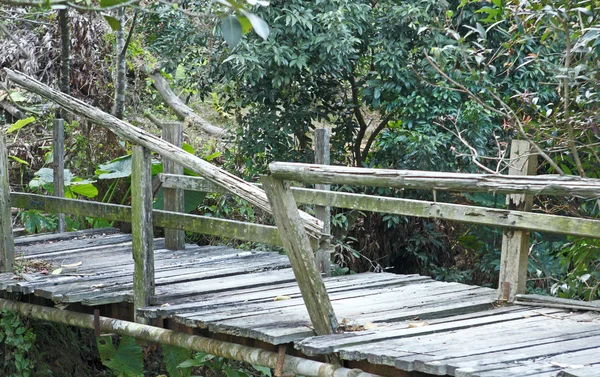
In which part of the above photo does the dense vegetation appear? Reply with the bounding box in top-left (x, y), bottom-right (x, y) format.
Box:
top-left (1, 0), bottom-right (599, 375)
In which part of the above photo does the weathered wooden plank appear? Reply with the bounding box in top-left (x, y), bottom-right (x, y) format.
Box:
top-left (284, 189), bottom-right (600, 239)
top-left (516, 293), bottom-right (600, 309)
top-left (262, 176), bottom-right (338, 337)
top-left (296, 307), bottom-right (547, 356)
top-left (140, 273), bottom-right (425, 319)
top-left (456, 346), bottom-right (600, 377)
top-left (10, 193), bottom-right (283, 245)
top-left (0, 135), bottom-right (14, 272)
top-left (339, 312), bottom-right (576, 367)
top-left (162, 122), bottom-right (185, 250)
top-left (13, 227), bottom-right (119, 246)
top-left (16, 234), bottom-right (133, 257)
top-left (4, 69), bottom-right (323, 240)
top-left (269, 162), bottom-right (600, 199)
top-left (131, 145), bottom-right (154, 324)
top-left (561, 366), bottom-right (600, 377)
top-left (314, 128), bottom-right (332, 276)
top-left (52, 119), bottom-right (66, 233)
top-left (498, 140), bottom-right (536, 301)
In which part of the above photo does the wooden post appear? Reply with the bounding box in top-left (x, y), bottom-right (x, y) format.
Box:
top-left (498, 140), bottom-right (537, 302)
top-left (261, 176), bottom-right (338, 336)
top-left (162, 123), bottom-right (185, 250)
top-left (314, 129), bottom-right (332, 276)
top-left (0, 135), bottom-right (14, 272)
top-left (53, 119), bottom-right (66, 233)
top-left (131, 145), bottom-right (154, 324)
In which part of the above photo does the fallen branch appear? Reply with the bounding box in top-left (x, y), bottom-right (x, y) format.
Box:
top-left (148, 70), bottom-right (225, 137)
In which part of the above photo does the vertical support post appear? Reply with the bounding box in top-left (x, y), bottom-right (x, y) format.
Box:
top-left (0, 135), bottom-right (14, 272)
top-left (53, 119), bottom-right (66, 233)
top-left (314, 128), bottom-right (332, 276)
top-left (262, 176), bottom-right (338, 336)
top-left (131, 145), bottom-right (154, 324)
top-left (162, 123), bottom-right (185, 250)
top-left (498, 140), bottom-right (536, 302)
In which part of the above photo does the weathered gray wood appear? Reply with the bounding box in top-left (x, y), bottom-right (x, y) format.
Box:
top-left (269, 162), bottom-right (600, 199)
top-left (279, 188), bottom-right (600, 239)
top-left (131, 145), bottom-right (154, 324)
top-left (4, 69), bottom-right (322, 239)
top-left (262, 176), bottom-right (338, 336)
top-left (10, 193), bottom-right (282, 245)
top-left (0, 135), bottom-right (14, 272)
top-left (162, 122), bottom-right (185, 250)
top-left (52, 119), bottom-right (66, 233)
top-left (314, 128), bottom-right (332, 276)
top-left (561, 366), bottom-right (600, 377)
top-left (516, 293), bottom-right (600, 311)
top-left (14, 227), bottom-right (120, 246)
top-left (498, 140), bottom-right (536, 302)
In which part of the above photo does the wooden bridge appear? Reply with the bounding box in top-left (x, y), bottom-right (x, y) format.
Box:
top-left (1, 69), bottom-right (600, 377)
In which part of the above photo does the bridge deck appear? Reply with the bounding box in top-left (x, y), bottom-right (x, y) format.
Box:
top-left (1, 229), bottom-right (599, 377)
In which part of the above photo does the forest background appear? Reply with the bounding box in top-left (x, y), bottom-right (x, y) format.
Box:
top-left (0, 0), bottom-right (599, 375)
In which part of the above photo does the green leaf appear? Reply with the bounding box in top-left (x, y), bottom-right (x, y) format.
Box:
top-left (221, 15), bottom-right (243, 47)
top-left (242, 11), bottom-right (270, 40)
top-left (9, 156), bottom-right (28, 165)
top-left (204, 151), bottom-right (222, 162)
top-left (237, 16), bottom-right (253, 34)
top-left (97, 336), bottom-right (144, 377)
top-left (182, 143), bottom-right (195, 154)
top-left (252, 365), bottom-right (272, 376)
top-left (5, 117), bottom-right (35, 134)
top-left (103, 15), bottom-right (121, 31)
top-left (175, 65), bottom-right (186, 81)
top-left (163, 344), bottom-right (192, 377)
top-left (153, 188), bottom-right (206, 213)
top-left (69, 183), bottom-right (99, 198)
top-left (100, 0), bottom-right (129, 7)
top-left (97, 155), bottom-right (132, 179)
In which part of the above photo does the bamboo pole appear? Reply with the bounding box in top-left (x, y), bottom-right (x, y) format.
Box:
top-left (269, 162), bottom-right (600, 199)
top-left (3, 69), bottom-right (322, 239)
top-left (0, 299), bottom-right (380, 377)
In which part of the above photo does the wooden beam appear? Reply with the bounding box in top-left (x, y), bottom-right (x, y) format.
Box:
top-left (10, 193), bottom-right (282, 245)
top-left (269, 162), bottom-right (600, 199)
top-left (53, 119), bottom-right (66, 233)
top-left (0, 135), bottom-right (14, 272)
top-left (498, 140), bottom-right (536, 302)
top-left (3, 69), bottom-right (322, 239)
top-left (162, 122), bottom-right (185, 250)
top-left (261, 176), bottom-right (338, 336)
top-left (131, 145), bottom-right (154, 324)
top-left (158, 175), bottom-right (600, 239)
top-left (314, 128), bottom-right (332, 276)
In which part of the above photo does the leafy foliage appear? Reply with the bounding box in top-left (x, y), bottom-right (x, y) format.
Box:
top-left (0, 308), bottom-right (36, 377)
top-left (96, 335), bottom-right (144, 377)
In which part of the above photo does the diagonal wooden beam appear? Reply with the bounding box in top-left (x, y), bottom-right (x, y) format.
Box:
top-left (3, 69), bottom-right (322, 239)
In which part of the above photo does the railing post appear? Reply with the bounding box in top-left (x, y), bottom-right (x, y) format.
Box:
top-left (0, 135), bottom-right (14, 272)
top-left (261, 176), bottom-right (338, 336)
top-left (498, 140), bottom-right (537, 302)
top-left (53, 119), bottom-right (66, 233)
top-left (162, 123), bottom-right (185, 250)
top-left (131, 145), bottom-right (154, 323)
top-left (314, 128), bottom-right (332, 276)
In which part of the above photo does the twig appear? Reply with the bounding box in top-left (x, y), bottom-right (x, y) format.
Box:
top-left (424, 51), bottom-right (565, 175)
top-left (0, 22), bottom-right (30, 58)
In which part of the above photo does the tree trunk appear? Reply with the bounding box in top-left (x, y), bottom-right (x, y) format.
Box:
top-left (113, 7), bottom-right (126, 120)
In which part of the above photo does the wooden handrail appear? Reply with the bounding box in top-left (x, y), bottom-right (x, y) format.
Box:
top-left (268, 162), bottom-right (600, 199)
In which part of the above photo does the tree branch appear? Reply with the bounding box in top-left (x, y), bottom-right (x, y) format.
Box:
top-left (424, 52), bottom-right (565, 175)
top-left (348, 73), bottom-right (368, 166)
top-left (361, 112), bottom-right (394, 161)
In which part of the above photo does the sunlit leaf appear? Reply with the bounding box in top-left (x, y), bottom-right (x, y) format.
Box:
top-left (103, 15), bottom-right (121, 31)
top-left (5, 117), bottom-right (35, 134)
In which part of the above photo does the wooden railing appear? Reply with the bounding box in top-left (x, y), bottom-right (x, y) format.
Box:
top-left (3, 68), bottom-right (600, 338)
